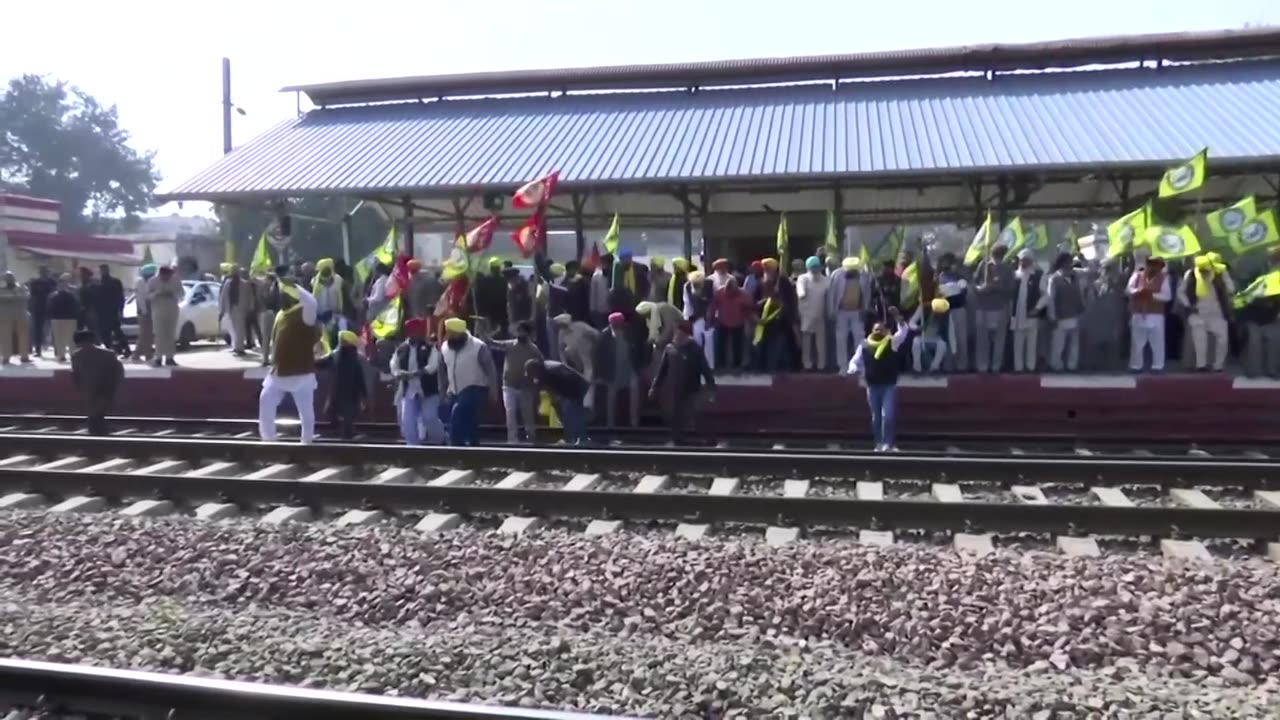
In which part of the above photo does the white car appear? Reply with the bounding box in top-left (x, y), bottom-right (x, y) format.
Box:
top-left (122, 280), bottom-right (232, 349)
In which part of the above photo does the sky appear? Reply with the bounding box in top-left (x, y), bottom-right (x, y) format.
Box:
top-left (3, 0), bottom-right (1278, 218)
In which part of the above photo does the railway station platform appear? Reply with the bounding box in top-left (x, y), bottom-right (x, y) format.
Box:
top-left (2, 347), bottom-right (1278, 440)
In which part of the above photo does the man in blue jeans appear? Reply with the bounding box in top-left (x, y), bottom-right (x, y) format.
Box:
top-left (524, 358), bottom-right (590, 445)
top-left (439, 317), bottom-right (499, 446)
top-left (848, 307), bottom-right (910, 452)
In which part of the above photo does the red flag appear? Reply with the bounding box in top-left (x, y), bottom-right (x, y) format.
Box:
top-left (512, 171), bottom-right (560, 210)
top-left (583, 242), bottom-right (601, 271)
top-left (435, 276), bottom-right (469, 317)
top-left (465, 216), bottom-right (499, 254)
top-left (384, 254), bottom-right (413, 299)
top-left (511, 206), bottom-right (544, 257)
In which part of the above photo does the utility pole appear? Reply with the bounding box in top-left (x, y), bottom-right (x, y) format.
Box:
top-left (221, 58), bottom-right (233, 155)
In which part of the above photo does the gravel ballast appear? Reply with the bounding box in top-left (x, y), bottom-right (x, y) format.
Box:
top-left (1, 513), bottom-right (1278, 717)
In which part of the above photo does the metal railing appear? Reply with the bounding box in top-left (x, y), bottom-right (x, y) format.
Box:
top-left (0, 659), bottom-right (629, 720)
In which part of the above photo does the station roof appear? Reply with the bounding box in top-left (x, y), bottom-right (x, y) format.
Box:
top-left (161, 32), bottom-right (1280, 204)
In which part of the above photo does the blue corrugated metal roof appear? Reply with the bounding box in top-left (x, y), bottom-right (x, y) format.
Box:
top-left (162, 61), bottom-right (1280, 201)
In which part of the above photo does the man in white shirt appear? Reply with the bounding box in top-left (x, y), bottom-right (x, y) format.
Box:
top-left (1126, 255), bottom-right (1173, 372)
top-left (1178, 254), bottom-right (1235, 371)
top-left (1010, 249), bottom-right (1047, 372)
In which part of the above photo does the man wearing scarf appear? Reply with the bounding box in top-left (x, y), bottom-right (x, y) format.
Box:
top-left (1126, 253), bottom-right (1172, 372)
top-left (538, 261), bottom-right (570, 360)
top-left (796, 256), bottom-right (831, 371)
top-left (130, 264), bottom-right (157, 364)
top-left (753, 258), bottom-right (794, 372)
top-left (647, 257), bottom-right (670, 303)
top-left (682, 270), bottom-right (716, 369)
top-left (315, 330), bottom-right (367, 439)
top-left (666, 258), bottom-right (691, 311)
top-left (742, 259), bottom-right (765, 348)
top-left (220, 264), bottom-right (252, 356)
top-left (311, 258), bottom-right (347, 351)
top-left (828, 257), bottom-right (870, 374)
top-left (439, 317), bottom-right (499, 446)
top-left (869, 260), bottom-right (901, 326)
top-left (709, 258), bottom-right (733, 291)
top-left (525, 358), bottom-right (591, 445)
top-left (848, 308), bottom-right (910, 452)
top-left (611, 249), bottom-right (650, 359)
top-left (1177, 252), bottom-right (1234, 372)
top-left (259, 280), bottom-right (321, 444)
top-left (635, 300), bottom-right (684, 360)
top-left (392, 318), bottom-right (446, 445)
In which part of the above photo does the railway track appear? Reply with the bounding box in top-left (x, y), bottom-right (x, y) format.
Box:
top-left (1, 433), bottom-right (1279, 558)
top-left (1, 413), bottom-right (1276, 459)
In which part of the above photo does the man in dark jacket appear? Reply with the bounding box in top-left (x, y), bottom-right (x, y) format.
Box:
top-left (27, 266), bottom-right (55, 357)
top-left (70, 329), bottom-right (124, 436)
top-left (525, 358), bottom-right (590, 445)
top-left (565, 261), bottom-right (592, 323)
top-left (649, 321), bottom-right (717, 445)
top-left (314, 330), bottom-right (368, 439)
top-left (48, 275), bottom-right (82, 362)
top-left (76, 267), bottom-right (100, 338)
top-left (96, 264), bottom-right (130, 357)
top-left (593, 312), bottom-right (642, 427)
top-left (474, 259), bottom-right (508, 334)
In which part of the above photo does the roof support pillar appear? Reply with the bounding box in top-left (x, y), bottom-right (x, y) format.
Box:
top-left (996, 177), bottom-right (1010, 228)
top-left (832, 185), bottom-right (845, 257)
top-left (680, 186), bottom-right (694, 261)
top-left (572, 193), bottom-right (587, 260)
top-left (401, 195), bottom-right (415, 257)
top-left (968, 179), bottom-right (984, 229)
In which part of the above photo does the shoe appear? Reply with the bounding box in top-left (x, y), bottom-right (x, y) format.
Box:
top-left (151, 360), bottom-right (162, 368)
top-left (873, 444), bottom-right (885, 453)
top-left (886, 446), bottom-right (900, 452)
top-left (165, 358), bottom-right (178, 367)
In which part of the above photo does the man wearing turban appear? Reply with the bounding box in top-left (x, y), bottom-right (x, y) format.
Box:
top-left (439, 317), bottom-right (499, 446)
top-left (392, 317), bottom-right (446, 445)
top-left (314, 329), bottom-right (368, 439)
top-left (848, 307), bottom-right (909, 452)
top-left (259, 278), bottom-right (322, 443)
top-left (909, 298), bottom-right (951, 374)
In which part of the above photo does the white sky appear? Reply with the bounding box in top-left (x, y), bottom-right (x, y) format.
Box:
top-left (3, 0), bottom-right (1278, 217)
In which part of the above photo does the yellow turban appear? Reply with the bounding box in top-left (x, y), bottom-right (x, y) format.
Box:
top-left (636, 301), bottom-right (655, 315)
top-left (841, 257), bottom-right (861, 271)
top-left (444, 317), bottom-right (467, 335)
top-left (219, 262), bottom-right (233, 274)
top-left (649, 256), bottom-right (666, 269)
top-left (672, 258), bottom-right (690, 273)
top-left (488, 257), bottom-right (502, 269)
top-left (761, 258), bottom-right (779, 271)
top-left (316, 258), bottom-right (335, 273)
top-left (931, 298), bottom-right (951, 314)
top-left (550, 263), bottom-right (566, 278)
top-left (337, 330), bottom-right (359, 346)
top-left (687, 270), bottom-right (705, 285)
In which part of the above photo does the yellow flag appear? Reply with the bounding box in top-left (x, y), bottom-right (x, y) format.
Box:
top-left (1229, 209), bottom-right (1280, 256)
top-left (824, 210), bottom-right (840, 258)
top-left (249, 231), bottom-right (273, 275)
top-left (1234, 270), bottom-right (1280, 308)
top-left (775, 213), bottom-right (789, 268)
top-left (371, 296), bottom-right (402, 340)
top-left (602, 213), bottom-right (620, 255)
top-left (1143, 225), bottom-right (1202, 260)
top-left (859, 243), bottom-right (872, 270)
top-left (374, 227), bottom-right (399, 266)
top-left (900, 261), bottom-right (919, 307)
top-left (1159, 148), bottom-right (1207, 198)
top-left (1206, 197), bottom-right (1257, 238)
top-left (875, 226), bottom-right (905, 265)
top-left (538, 391), bottom-right (561, 428)
top-left (964, 213), bottom-right (993, 266)
top-left (1107, 205), bottom-right (1150, 258)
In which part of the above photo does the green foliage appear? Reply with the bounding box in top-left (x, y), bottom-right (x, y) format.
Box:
top-left (0, 74), bottom-right (160, 231)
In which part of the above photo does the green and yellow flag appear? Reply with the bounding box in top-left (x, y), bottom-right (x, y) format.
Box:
top-left (964, 212), bottom-right (994, 266)
top-left (601, 213), bottom-right (620, 255)
top-left (1158, 148), bottom-right (1208, 198)
top-left (999, 216), bottom-right (1026, 259)
top-left (875, 226), bottom-right (905, 265)
top-left (1143, 225), bottom-right (1202, 260)
top-left (1062, 223), bottom-right (1080, 256)
top-left (859, 242), bottom-right (872, 270)
top-left (1206, 197), bottom-right (1257, 238)
top-left (1228, 208), bottom-right (1280, 256)
top-left (249, 231), bottom-right (273, 275)
top-left (140, 244), bottom-right (154, 266)
top-left (900, 261), bottom-right (919, 307)
top-left (370, 296), bottom-right (402, 340)
top-left (1233, 270), bottom-right (1280, 309)
top-left (775, 213), bottom-right (789, 268)
top-left (1107, 204), bottom-right (1150, 258)
top-left (824, 210), bottom-right (840, 258)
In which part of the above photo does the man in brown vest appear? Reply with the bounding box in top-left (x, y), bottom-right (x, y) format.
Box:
top-left (258, 280), bottom-right (321, 443)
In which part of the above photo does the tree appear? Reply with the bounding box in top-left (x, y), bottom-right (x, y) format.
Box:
top-left (0, 74), bottom-right (160, 231)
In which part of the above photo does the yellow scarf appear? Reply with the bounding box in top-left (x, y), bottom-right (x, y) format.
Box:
top-left (667, 272), bottom-right (684, 305)
top-left (1194, 255), bottom-right (1226, 298)
top-left (867, 333), bottom-right (891, 359)
top-left (753, 297), bottom-right (781, 345)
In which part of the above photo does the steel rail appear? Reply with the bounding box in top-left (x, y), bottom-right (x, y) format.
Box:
top-left (3, 467), bottom-right (1279, 539)
top-left (4, 413), bottom-right (1275, 450)
top-left (3, 434), bottom-right (1280, 488)
top-left (0, 415), bottom-right (1274, 460)
top-left (0, 658), bottom-right (623, 720)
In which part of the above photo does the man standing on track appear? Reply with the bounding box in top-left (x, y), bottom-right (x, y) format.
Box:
top-left (439, 317), bottom-right (499, 446)
top-left (392, 317), bottom-right (447, 446)
top-left (649, 321), bottom-right (717, 445)
top-left (314, 330), bottom-right (367, 440)
top-left (525, 358), bottom-right (590, 445)
top-left (70, 329), bottom-right (123, 436)
top-left (848, 308), bottom-right (910, 452)
top-left (258, 280), bottom-right (321, 444)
